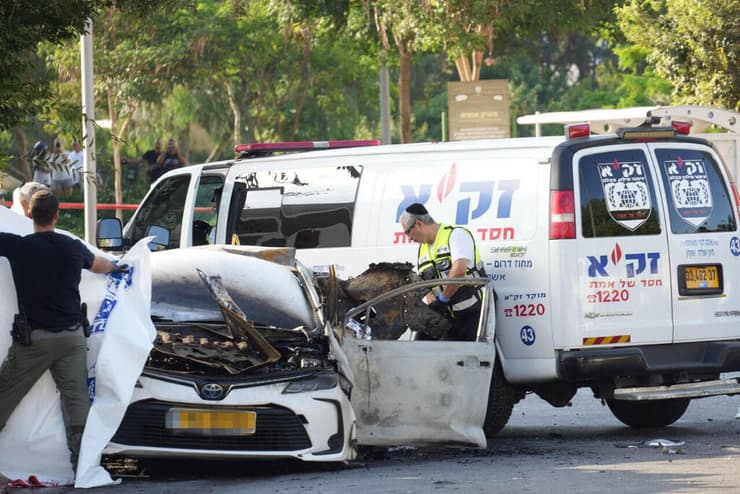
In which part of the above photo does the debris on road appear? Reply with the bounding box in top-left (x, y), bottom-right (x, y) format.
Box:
top-left (614, 438), bottom-right (686, 453)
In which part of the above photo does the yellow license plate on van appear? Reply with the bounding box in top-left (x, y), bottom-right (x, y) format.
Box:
top-left (166, 408), bottom-right (256, 435)
top-left (685, 265), bottom-right (719, 289)
top-left (678, 264), bottom-right (722, 296)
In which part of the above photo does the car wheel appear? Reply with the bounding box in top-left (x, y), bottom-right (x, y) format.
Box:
top-left (483, 360), bottom-right (516, 437)
top-left (606, 398), bottom-right (690, 428)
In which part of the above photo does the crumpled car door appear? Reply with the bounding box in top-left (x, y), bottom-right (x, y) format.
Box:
top-left (340, 278), bottom-right (495, 448)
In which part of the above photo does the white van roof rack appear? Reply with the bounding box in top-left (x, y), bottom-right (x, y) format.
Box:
top-left (517, 105), bottom-right (738, 136)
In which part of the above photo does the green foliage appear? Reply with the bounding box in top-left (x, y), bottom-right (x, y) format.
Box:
top-left (0, 1), bottom-right (94, 130)
top-left (4, 0), bottom-right (736, 216)
top-left (0, 0), bottom-right (166, 131)
top-left (617, 0), bottom-right (739, 110)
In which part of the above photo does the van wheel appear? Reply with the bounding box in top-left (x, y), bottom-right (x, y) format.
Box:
top-left (606, 398), bottom-right (690, 428)
top-left (483, 361), bottom-right (516, 437)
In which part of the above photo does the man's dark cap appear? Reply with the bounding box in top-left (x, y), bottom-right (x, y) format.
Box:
top-left (405, 203), bottom-right (428, 215)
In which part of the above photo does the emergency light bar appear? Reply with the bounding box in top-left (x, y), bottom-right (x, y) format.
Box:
top-left (616, 120), bottom-right (691, 140)
top-left (235, 139), bottom-right (380, 157)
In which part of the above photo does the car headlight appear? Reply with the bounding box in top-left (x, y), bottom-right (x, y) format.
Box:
top-left (282, 373), bottom-right (338, 394)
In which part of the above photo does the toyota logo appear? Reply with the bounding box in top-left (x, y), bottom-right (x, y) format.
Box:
top-left (200, 383), bottom-right (225, 400)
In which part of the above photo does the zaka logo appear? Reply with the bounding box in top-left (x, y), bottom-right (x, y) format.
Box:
top-left (395, 163), bottom-right (520, 225)
top-left (587, 243), bottom-right (659, 278)
top-left (664, 156), bottom-right (713, 227)
top-left (598, 159), bottom-right (652, 231)
top-left (90, 267), bottom-right (135, 335)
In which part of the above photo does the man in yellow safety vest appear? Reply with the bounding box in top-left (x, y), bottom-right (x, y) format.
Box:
top-left (400, 203), bottom-right (487, 340)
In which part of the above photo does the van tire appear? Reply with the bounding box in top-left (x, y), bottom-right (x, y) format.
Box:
top-left (606, 398), bottom-right (690, 428)
top-left (483, 361), bottom-right (515, 437)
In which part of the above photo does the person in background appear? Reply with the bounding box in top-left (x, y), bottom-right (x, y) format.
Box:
top-left (50, 138), bottom-right (74, 196)
top-left (125, 139), bottom-right (163, 183)
top-left (0, 191), bottom-right (126, 476)
top-left (10, 181), bottom-right (49, 217)
top-left (400, 202), bottom-right (487, 341)
top-left (31, 141), bottom-right (52, 188)
top-left (156, 138), bottom-right (186, 177)
top-left (66, 140), bottom-right (85, 189)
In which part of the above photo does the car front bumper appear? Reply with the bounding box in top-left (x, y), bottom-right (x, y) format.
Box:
top-left (104, 373), bottom-right (356, 462)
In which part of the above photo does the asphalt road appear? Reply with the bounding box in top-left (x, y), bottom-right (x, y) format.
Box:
top-left (38, 383), bottom-right (739, 494)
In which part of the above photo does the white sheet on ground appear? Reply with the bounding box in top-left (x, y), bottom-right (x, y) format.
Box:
top-left (0, 208), bottom-right (155, 488)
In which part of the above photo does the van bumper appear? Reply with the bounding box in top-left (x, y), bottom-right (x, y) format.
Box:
top-left (557, 340), bottom-right (740, 381)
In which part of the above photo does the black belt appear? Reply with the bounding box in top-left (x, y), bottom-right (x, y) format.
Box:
top-left (32, 323), bottom-right (82, 333)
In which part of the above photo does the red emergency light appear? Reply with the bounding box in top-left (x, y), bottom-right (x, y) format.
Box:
top-left (671, 121), bottom-right (691, 135)
top-left (565, 123), bottom-right (591, 139)
top-left (235, 140), bottom-right (380, 156)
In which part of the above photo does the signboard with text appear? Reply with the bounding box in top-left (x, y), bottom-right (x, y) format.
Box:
top-left (448, 80), bottom-right (510, 141)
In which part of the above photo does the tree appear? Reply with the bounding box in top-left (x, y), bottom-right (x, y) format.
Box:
top-left (44, 2), bottom-right (193, 217)
top-left (617, 0), bottom-right (739, 110)
top-left (361, 1), bottom-right (442, 143)
top-left (0, 0), bottom-right (97, 130)
top-left (0, 0), bottom-right (161, 131)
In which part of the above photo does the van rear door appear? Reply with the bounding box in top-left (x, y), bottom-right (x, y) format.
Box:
top-left (649, 143), bottom-right (740, 342)
top-left (575, 145), bottom-right (673, 346)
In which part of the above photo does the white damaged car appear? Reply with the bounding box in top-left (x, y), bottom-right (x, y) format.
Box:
top-left (104, 245), bottom-right (499, 461)
top-left (105, 246), bottom-right (356, 461)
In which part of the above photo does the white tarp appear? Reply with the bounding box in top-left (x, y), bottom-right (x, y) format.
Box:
top-left (0, 207), bottom-right (155, 488)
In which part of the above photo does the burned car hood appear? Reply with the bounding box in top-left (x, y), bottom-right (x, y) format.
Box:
top-left (147, 246), bottom-right (328, 377)
top-left (151, 246), bottom-right (314, 328)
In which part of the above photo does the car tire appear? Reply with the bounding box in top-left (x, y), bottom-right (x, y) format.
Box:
top-left (606, 398), bottom-right (690, 428)
top-left (483, 360), bottom-right (516, 437)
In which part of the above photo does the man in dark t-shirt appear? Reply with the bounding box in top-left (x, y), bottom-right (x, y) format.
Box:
top-left (0, 191), bottom-right (121, 473)
top-left (143, 139), bottom-right (163, 182)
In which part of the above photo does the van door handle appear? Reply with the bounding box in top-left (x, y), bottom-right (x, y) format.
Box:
top-left (457, 360), bottom-right (491, 367)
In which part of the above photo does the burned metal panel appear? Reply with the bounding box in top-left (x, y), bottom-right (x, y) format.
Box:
top-left (150, 246), bottom-right (315, 329)
top-left (322, 263), bottom-right (453, 340)
top-left (343, 340), bottom-right (492, 447)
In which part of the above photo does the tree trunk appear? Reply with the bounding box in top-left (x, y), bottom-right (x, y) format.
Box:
top-left (291, 28), bottom-right (313, 139)
top-left (225, 81), bottom-right (241, 146)
top-left (13, 127), bottom-right (31, 180)
top-left (179, 125), bottom-right (190, 163)
top-left (455, 56), bottom-right (471, 81)
top-left (399, 49), bottom-right (413, 143)
top-left (455, 50), bottom-right (485, 82)
top-left (471, 50), bottom-right (484, 81)
top-left (107, 87), bottom-right (124, 222)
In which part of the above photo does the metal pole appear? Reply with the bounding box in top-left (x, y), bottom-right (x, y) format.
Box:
top-left (535, 111), bottom-right (541, 138)
top-left (81, 20), bottom-right (97, 243)
top-left (441, 111), bottom-right (447, 141)
top-left (380, 63), bottom-right (391, 145)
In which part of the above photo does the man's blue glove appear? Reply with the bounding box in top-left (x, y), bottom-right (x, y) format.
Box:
top-left (438, 293), bottom-right (450, 303)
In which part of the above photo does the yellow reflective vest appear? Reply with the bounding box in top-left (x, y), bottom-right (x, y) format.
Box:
top-left (417, 224), bottom-right (486, 313)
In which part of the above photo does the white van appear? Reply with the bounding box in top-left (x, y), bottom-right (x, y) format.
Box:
top-left (122, 118), bottom-right (740, 433)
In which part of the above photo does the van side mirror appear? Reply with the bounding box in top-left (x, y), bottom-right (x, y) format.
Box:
top-left (146, 225), bottom-right (170, 251)
top-left (96, 218), bottom-right (123, 251)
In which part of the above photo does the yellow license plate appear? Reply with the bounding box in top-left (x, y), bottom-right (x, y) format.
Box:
top-left (166, 408), bottom-right (256, 436)
top-left (685, 265), bottom-right (719, 289)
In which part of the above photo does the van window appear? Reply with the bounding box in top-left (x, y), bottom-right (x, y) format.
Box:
top-left (192, 175), bottom-right (225, 245)
top-left (234, 165), bottom-right (362, 248)
top-left (127, 174), bottom-right (190, 249)
top-left (579, 149), bottom-right (661, 237)
top-left (654, 149), bottom-right (737, 234)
